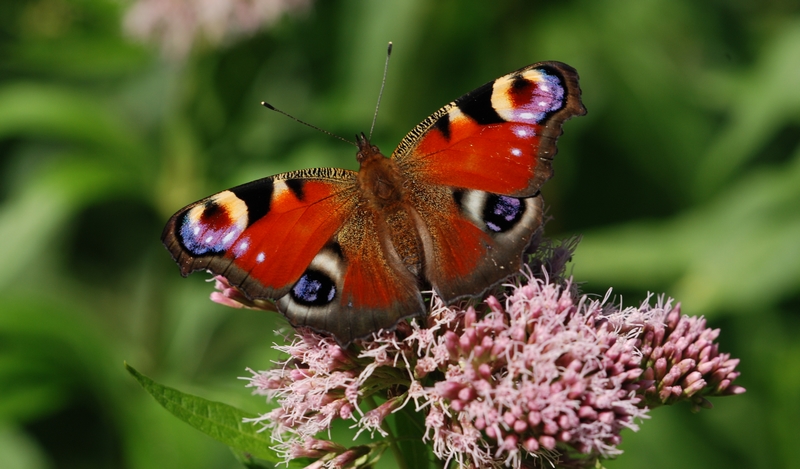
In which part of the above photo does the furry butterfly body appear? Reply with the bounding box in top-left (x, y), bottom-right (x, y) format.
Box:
top-left (162, 61), bottom-right (585, 345)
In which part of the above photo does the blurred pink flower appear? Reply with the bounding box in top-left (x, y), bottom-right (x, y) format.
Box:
top-left (227, 238), bottom-right (744, 468)
top-left (210, 275), bottom-right (277, 312)
top-left (123, 0), bottom-right (311, 59)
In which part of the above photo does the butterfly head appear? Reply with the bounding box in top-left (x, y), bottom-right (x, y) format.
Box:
top-left (355, 132), bottom-right (384, 165)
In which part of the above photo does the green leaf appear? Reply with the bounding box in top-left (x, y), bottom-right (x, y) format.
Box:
top-left (125, 363), bottom-right (280, 463)
top-left (392, 405), bottom-right (433, 469)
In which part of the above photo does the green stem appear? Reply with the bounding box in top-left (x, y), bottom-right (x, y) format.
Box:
top-left (365, 395), bottom-right (409, 469)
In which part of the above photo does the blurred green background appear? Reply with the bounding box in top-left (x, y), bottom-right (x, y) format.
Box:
top-left (1, 0), bottom-right (798, 468)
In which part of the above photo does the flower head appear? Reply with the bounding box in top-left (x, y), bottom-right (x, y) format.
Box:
top-left (231, 238), bottom-right (744, 469)
top-left (614, 302), bottom-right (746, 411)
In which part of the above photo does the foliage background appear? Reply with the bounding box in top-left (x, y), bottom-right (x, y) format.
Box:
top-left (1, 0), bottom-right (798, 468)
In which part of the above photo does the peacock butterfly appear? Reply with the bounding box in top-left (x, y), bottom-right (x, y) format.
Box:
top-left (162, 61), bottom-right (586, 345)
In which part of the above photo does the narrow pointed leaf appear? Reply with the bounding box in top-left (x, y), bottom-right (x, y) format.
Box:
top-left (125, 363), bottom-right (279, 462)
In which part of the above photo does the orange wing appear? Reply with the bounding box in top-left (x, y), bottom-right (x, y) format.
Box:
top-left (409, 185), bottom-right (546, 301)
top-left (278, 205), bottom-right (424, 345)
top-left (162, 168), bottom-right (359, 300)
top-left (394, 62), bottom-right (585, 197)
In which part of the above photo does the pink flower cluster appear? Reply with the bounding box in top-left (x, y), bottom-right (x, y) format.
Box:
top-left (420, 282), bottom-right (649, 468)
top-left (123, 0), bottom-right (311, 59)
top-left (231, 240), bottom-right (745, 469)
top-left (604, 302), bottom-right (745, 411)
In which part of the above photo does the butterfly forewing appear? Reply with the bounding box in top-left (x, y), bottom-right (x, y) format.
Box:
top-left (393, 62), bottom-right (585, 197)
top-left (162, 168), bottom-right (359, 300)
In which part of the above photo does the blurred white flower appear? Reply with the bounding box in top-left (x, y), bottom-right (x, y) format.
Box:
top-left (123, 0), bottom-right (312, 59)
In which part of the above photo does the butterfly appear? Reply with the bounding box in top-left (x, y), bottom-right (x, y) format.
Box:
top-left (162, 61), bottom-right (585, 345)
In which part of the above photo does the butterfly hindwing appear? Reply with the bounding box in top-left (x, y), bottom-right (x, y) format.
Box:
top-left (279, 205), bottom-right (425, 344)
top-left (409, 184), bottom-right (544, 301)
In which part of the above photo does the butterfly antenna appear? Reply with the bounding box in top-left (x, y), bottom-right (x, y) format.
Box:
top-left (368, 42), bottom-right (393, 140)
top-left (260, 101), bottom-right (356, 147)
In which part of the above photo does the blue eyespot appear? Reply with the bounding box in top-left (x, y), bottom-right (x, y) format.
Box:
top-left (291, 270), bottom-right (337, 306)
top-left (484, 195), bottom-right (524, 233)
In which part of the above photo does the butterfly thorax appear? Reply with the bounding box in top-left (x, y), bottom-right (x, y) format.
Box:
top-left (356, 138), bottom-right (404, 206)
top-left (355, 136), bottom-right (423, 275)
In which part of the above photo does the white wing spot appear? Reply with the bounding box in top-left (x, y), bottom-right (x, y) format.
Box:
top-left (515, 128), bottom-right (528, 137)
top-left (520, 112), bottom-right (534, 120)
top-left (256, 252), bottom-right (265, 263)
top-left (511, 148), bottom-right (522, 157)
top-left (193, 226), bottom-right (200, 235)
top-left (205, 235), bottom-right (213, 243)
top-left (540, 84), bottom-right (550, 92)
top-left (222, 232), bottom-right (235, 244)
top-left (538, 101), bottom-right (548, 107)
